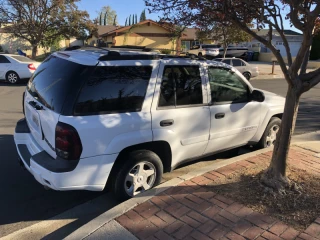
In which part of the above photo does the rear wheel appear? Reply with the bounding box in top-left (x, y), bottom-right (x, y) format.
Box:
top-left (243, 72), bottom-right (251, 80)
top-left (113, 150), bottom-right (163, 201)
top-left (257, 117), bottom-right (281, 149)
top-left (6, 71), bottom-right (20, 84)
top-left (198, 52), bottom-right (203, 57)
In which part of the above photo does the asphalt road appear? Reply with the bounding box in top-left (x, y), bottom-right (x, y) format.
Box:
top-left (0, 78), bottom-right (319, 238)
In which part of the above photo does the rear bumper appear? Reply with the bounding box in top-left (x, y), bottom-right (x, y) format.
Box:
top-left (14, 118), bottom-right (117, 191)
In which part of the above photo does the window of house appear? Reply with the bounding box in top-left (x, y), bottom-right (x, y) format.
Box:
top-left (158, 66), bottom-right (203, 107)
top-left (75, 66), bottom-right (152, 115)
top-left (208, 67), bottom-right (249, 104)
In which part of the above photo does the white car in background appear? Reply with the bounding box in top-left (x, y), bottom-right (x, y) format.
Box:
top-left (188, 44), bottom-right (220, 59)
top-left (215, 58), bottom-right (259, 80)
top-left (0, 54), bottom-right (41, 84)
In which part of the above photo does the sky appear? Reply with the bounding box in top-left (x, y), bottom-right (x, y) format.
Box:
top-left (76, 0), bottom-right (160, 25)
top-left (76, 0), bottom-right (298, 32)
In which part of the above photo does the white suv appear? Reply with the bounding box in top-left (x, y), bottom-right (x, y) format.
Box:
top-left (188, 44), bottom-right (220, 59)
top-left (14, 49), bottom-right (284, 200)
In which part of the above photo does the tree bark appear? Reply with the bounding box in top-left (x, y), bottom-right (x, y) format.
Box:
top-left (261, 85), bottom-right (301, 191)
top-left (176, 37), bottom-right (181, 56)
top-left (223, 43), bottom-right (227, 58)
top-left (31, 45), bottom-right (38, 59)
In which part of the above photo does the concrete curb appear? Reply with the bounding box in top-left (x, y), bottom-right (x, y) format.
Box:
top-left (65, 147), bottom-right (274, 240)
top-left (253, 74), bottom-right (284, 80)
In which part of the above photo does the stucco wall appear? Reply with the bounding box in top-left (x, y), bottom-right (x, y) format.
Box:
top-left (114, 34), bottom-right (175, 50)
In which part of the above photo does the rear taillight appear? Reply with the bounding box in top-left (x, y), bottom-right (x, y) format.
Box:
top-left (28, 64), bottom-right (36, 71)
top-left (55, 122), bottom-right (82, 160)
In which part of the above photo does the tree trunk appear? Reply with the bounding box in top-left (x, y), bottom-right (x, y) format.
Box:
top-left (223, 43), bottom-right (227, 58)
top-left (31, 45), bottom-right (38, 60)
top-left (176, 37), bottom-right (181, 56)
top-left (261, 85), bottom-right (301, 192)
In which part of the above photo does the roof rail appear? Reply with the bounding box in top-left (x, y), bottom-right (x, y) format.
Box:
top-left (97, 52), bottom-right (209, 61)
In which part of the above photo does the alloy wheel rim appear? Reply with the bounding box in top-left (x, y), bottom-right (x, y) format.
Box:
top-left (266, 125), bottom-right (280, 147)
top-left (8, 73), bottom-right (17, 83)
top-left (124, 161), bottom-right (156, 197)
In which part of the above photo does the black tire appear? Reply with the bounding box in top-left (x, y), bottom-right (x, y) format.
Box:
top-left (257, 117), bottom-right (281, 149)
top-left (198, 52), bottom-right (203, 57)
top-left (113, 150), bottom-right (163, 201)
top-left (6, 71), bottom-right (20, 84)
top-left (243, 72), bottom-right (251, 81)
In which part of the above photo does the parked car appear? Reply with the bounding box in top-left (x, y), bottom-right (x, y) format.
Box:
top-left (0, 54), bottom-right (41, 84)
top-left (188, 44), bottom-right (220, 59)
top-left (214, 58), bottom-right (259, 80)
top-left (14, 49), bottom-right (284, 201)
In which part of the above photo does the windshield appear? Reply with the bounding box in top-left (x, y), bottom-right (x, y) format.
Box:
top-left (10, 56), bottom-right (35, 62)
top-left (27, 56), bottom-right (90, 113)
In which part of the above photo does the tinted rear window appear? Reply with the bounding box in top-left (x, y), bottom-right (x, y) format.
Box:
top-left (74, 66), bottom-right (152, 115)
top-left (11, 56), bottom-right (35, 62)
top-left (202, 45), bottom-right (220, 49)
top-left (27, 56), bottom-right (89, 113)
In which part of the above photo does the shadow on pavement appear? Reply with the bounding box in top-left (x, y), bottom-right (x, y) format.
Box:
top-left (0, 134), bottom-right (109, 238)
top-left (296, 99), bottom-right (320, 135)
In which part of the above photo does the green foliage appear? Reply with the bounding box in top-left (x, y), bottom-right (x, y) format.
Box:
top-left (98, 6), bottom-right (118, 25)
top-left (0, 45), bottom-right (3, 52)
top-left (140, 10), bottom-right (147, 22)
top-left (0, 0), bottom-right (96, 59)
top-left (209, 23), bottom-right (251, 54)
top-left (125, 18), bottom-right (128, 26)
top-left (160, 49), bottom-right (172, 54)
top-left (129, 15), bottom-right (131, 25)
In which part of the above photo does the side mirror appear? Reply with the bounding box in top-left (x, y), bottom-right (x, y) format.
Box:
top-left (251, 90), bottom-right (265, 102)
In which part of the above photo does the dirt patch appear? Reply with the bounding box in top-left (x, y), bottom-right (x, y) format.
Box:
top-left (209, 160), bottom-right (320, 231)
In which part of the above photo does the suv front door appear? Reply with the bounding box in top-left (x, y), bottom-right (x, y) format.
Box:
top-left (204, 65), bottom-right (261, 154)
top-left (151, 60), bottom-right (210, 169)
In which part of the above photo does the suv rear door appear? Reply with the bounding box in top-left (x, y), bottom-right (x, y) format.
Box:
top-left (151, 60), bottom-right (210, 168)
top-left (25, 55), bottom-right (91, 158)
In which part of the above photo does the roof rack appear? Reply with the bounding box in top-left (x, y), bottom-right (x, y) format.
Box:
top-left (97, 52), bottom-right (209, 61)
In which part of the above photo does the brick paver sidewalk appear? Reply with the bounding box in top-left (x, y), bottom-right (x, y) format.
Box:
top-left (116, 147), bottom-right (320, 240)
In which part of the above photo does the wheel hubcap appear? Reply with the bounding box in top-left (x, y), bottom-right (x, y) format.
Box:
top-left (8, 73), bottom-right (17, 83)
top-left (125, 162), bottom-right (156, 197)
top-left (266, 125), bottom-right (280, 147)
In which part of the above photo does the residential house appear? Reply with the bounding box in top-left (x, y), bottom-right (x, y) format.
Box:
top-left (243, 29), bottom-right (303, 59)
top-left (87, 25), bottom-right (120, 47)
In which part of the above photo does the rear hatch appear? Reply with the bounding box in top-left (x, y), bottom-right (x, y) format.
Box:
top-left (25, 55), bottom-right (92, 158)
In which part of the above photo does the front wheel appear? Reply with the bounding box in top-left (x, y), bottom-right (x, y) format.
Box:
top-left (257, 117), bottom-right (281, 149)
top-left (113, 150), bottom-right (163, 201)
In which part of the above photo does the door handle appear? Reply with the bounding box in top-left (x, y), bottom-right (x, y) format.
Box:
top-left (215, 113), bottom-right (225, 119)
top-left (28, 101), bottom-right (43, 110)
top-left (160, 119), bottom-right (174, 127)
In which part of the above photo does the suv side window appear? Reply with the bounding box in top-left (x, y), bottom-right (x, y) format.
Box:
top-left (75, 66), bottom-right (152, 115)
top-left (158, 66), bottom-right (203, 108)
top-left (208, 67), bottom-right (249, 104)
top-left (0, 55), bottom-right (10, 63)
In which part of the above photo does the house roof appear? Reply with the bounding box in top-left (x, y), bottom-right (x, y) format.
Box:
top-left (94, 25), bottom-right (119, 37)
top-left (101, 19), bottom-right (176, 37)
top-left (253, 29), bottom-right (302, 36)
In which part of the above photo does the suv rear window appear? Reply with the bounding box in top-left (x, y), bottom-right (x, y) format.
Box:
top-left (74, 66), bottom-right (152, 115)
top-left (27, 56), bottom-right (90, 113)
